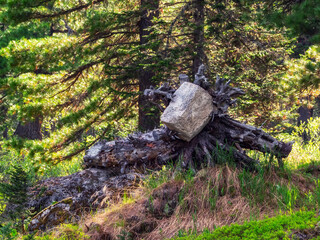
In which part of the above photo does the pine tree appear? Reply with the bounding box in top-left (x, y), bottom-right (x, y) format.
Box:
top-left (0, 164), bottom-right (29, 226)
top-left (259, 0), bottom-right (320, 123)
top-left (138, 0), bottom-right (161, 131)
top-left (0, 0), bottom-right (294, 162)
top-left (0, 1), bottom-right (167, 162)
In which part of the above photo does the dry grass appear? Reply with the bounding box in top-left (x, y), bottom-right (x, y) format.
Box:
top-left (79, 164), bottom-right (315, 240)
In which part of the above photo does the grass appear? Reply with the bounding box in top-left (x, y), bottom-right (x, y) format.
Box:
top-left (33, 224), bottom-right (90, 240)
top-left (171, 210), bottom-right (320, 240)
top-left (4, 118), bottom-right (320, 239)
top-left (54, 162), bottom-right (318, 240)
top-left (14, 152), bottom-right (320, 239)
top-left (277, 117), bottom-right (320, 169)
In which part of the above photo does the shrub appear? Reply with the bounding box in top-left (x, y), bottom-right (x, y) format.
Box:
top-left (171, 211), bottom-right (320, 240)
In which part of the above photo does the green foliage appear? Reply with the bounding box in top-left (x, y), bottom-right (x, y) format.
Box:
top-left (277, 117), bottom-right (320, 168)
top-left (282, 45), bottom-right (320, 98)
top-left (284, 0), bottom-right (320, 42)
top-left (0, 0), bottom-right (143, 162)
top-left (0, 223), bottom-right (18, 240)
top-left (0, 21), bottom-right (50, 51)
top-left (0, 163), bottom-right (29, 220)
top-left (203, 1), bottom-right (293, 125)
top-left (238, 169), bottom-right (267, 205)
top-left (143, 165), bottom-right (173, 193)
top-left (33, 223), bottom-right (89, 240)
top-left (0, 0), bottom-right (315, 163)
top-left (0, 149), bottom-right (81, 184)
top-left (0, 0), bottom-right (297, 162)
top-left (171, 211), bottom-right (320, 240)
top-left (258, 0), bottom-right (320, 42)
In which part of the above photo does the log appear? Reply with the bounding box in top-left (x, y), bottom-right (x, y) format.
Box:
top-left (83, 128), bottom-right (178, 172)
top-left (83, 65), bottom-right (293, 171)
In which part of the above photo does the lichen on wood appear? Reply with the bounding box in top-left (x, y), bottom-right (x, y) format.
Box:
top-left (83, 64), bottom-right (293, 171)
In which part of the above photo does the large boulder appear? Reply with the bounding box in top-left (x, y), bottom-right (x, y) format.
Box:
top-left (161, 82), bottom-right (215, 141)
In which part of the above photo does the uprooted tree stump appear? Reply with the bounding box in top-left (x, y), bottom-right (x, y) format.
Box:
top-left (24, 65), bottom-right (293, 232)
top-left (84, 65), bottom-right (293, 172)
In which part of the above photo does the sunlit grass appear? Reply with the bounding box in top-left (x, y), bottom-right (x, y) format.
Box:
top-left (37, 155), bottom-right (83, 179)
top-left (276, 117), bottom-right (320, 169)
top-left (248, 117), bottom-right (320, 169)
top-left (286, 142), bottom-right (320, 169)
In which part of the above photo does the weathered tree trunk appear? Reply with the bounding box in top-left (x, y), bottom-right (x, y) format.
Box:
top-left (0, 105), bottom-right (8, 139)
top-left (84, 71), bottom-right (293, 171)
top-left (14, 117), bottom-right (42, 140)
top-left (192, 0), bottom-right (205, 77)
top-left (83, 117), bottom-right (292, 171)
top-left (138, 0), bottom-right (160, 131)
top-left (313, 95), bottom-right (320, 118)
top-left (297, 105), bottom-right (312, 143)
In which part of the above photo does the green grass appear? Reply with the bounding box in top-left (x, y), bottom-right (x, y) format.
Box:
top-left (171, 211), bottom-right (320, 240)
top-left (33, 224), bottom-right (89, 240)
top-left (4, 118), bottom-right (320, 239)
top-left (276, 117), bottom-right (320, 169)
top-left (144, 165), bottom-right (173, 193)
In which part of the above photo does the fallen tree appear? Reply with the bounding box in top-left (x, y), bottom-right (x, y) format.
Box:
top-left (24, 65), bottom-right (293, 232)
top-left (83, 65), bottom-right (293, 172)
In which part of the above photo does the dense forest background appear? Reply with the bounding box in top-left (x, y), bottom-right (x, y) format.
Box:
top-left (0, 0), bottom-right (318, 165)
top-left (0, 0), bottom-right (320, 238)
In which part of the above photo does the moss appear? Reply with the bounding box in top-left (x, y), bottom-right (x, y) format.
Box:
top-left (172, 211), bottom-right (320, 240)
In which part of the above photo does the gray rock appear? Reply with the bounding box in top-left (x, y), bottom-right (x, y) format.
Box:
top-left (28, 197), bottom-right (74, 232)
top-left (27, 168), bottom-right (116, 214)
top-left (161, 82), bottom-right (215, 141)
top-left (26, 168), bottom-right (142, 231)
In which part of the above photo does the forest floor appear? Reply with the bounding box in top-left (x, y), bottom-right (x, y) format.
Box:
top-left (3, 119), bottom-right (320, 239)
top-left (30, 161), bottom-right (320, 240)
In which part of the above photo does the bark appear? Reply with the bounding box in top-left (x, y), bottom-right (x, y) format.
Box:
top-left (0, 105), bottom-right (8, 139)
top-left (192, 0), bottom-right (205, 77)
top-left (83, 117), bottom-right (292, 171)
top-left (138, 0), bottom-right (160, 131)
top-left (83, 128), bottom-right (177, 172)
top-left (312, 96), bottom-right (320, 118)
top-left (84, 71), bottom-right (293, 171)
top-left (297, 105), bottom-right (312, 143)
top-left (14, 117), bottom-right (42, 140)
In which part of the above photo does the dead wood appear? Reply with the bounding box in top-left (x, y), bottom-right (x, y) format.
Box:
top-left (83, 65), bottom-right (293, 171)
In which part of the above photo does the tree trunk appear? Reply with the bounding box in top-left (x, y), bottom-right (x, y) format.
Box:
top-left (313, 95), bottom-right (320, 118)
top-left (84, 75), bottom-right (293, 171)
top-left (83, 116), bottom-right (293, 171)
top-left (14, 117), bottom-right (42, 140)
top-left (192, 0), bottom-right (205, 77)
top-left (0, 105), bottom-right (8, 139)
top-left (297, 105), bottom-right (312, 143)
top-left (138, 0), bottom-right (160, 131)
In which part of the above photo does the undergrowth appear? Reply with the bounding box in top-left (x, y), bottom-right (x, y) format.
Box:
top-left (276, 117), bottom-right (320, 169)
top-left (33, 224), bottom-right (89, 240)
top-left (171, 210), bottom-right (320, 240)
top-left (4, 118), bottom-right (320, 239)
top-left (67, 160), bottom-right (320, 240)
